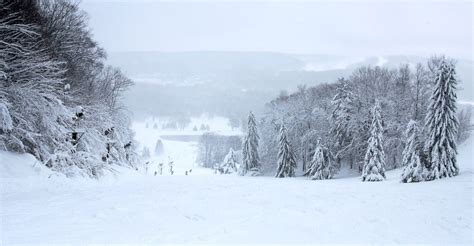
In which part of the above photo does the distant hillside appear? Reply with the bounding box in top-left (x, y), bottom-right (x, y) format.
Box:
top-left (108, 51), bottom-right (473, 119)
top-left (108, 51), bottom-right (352, 92)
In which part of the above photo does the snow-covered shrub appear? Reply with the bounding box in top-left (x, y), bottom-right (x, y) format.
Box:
top-left (220, 148), bottom-right (239, 174)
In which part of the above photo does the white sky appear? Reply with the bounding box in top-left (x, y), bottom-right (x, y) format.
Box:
top-left (81, 0), bottom-right (473, 58)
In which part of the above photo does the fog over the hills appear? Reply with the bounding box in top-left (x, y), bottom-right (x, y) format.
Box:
top-left (80, 0), bottom-right (473, 119)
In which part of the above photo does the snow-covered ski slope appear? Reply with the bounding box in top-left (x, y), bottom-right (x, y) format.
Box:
top-left (1, 137), bottom-right (473, 244)
top-left (131, 116), bottom-right (241, 176)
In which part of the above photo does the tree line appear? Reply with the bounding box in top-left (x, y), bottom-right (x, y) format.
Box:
top-left (212, 56), bottom-right (471, 182)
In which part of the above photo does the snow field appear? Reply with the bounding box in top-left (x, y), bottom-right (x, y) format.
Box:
top-left (1, 119), bottom-right (472, 244)
top-left (132, 115), bottom-right (240, 176)
top-left (1, 145), bottom-right (472, 244)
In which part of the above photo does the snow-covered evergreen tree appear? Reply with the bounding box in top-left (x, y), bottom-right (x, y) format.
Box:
top-left (423, 58), bottom-right (459, 180)
top-left (305, 139), bottom-right (338, 180)
top-left (275, 124), bottom-right (297, 178)
top-left (400, 120), bottom-right (424, 183)
top-left (361, 102), bottom-right (386, 182)
top-left (240, 111), bottom-right (260, 176)
top-left (220, 148), bottom-right (239, 174)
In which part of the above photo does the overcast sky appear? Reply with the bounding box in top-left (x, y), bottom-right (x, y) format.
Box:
top-left (81, 0), bottom-right (473, 59)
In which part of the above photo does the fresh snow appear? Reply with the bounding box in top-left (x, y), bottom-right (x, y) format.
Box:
top-left (1, 130), bottom-right (473, 244)
top-left (134, 115), bottom-right (242, 137)
top-left (131, 115), bottom-right (240, 176)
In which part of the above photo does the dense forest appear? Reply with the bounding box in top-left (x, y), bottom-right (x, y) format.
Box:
top-left (0, 0), bottom-right (138, 177)
top-left (258, 57), bottom-right (471, 180)
top-left (204, 56), bottom-right (471, 182)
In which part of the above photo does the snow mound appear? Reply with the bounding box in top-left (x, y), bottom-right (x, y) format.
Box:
top-left (0, 151), bottom-right (52, 180)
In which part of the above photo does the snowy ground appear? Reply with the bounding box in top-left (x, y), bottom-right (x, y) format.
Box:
top-left (1, 124), bottom-right (473, 244)
top-left (134, 115), bottom-right (242, 137)
top-left (131, 115), bottom-right (240, 176)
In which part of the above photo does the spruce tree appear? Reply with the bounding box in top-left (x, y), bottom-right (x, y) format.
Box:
top-left (400, 120), bottom-right (424, 183)
top-left (306, 139), bottom-right (338, 180)
top-left (240, 111), bottom-right (260, 175)
top-left (275, 124), bottom-right (297, 178)
top-left (424, 58), bottom-right (459, 180)
top-left (221, 148), bottom-right (239, 174)
top-left (361, 102), bottom-right (386, 182)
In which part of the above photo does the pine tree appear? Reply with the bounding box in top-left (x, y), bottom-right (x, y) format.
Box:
top-left (400, 120), bottom-right (424, 183)
top-left (305, 139), bottom-right (338, 180)
top-left (240, 111), bottom-right (260, 175)
top-left (361, 102), bottom-right (386, 182)
top-left (275, 124), bottom-right (297, 178)
top-left (423, 58), bottom-right (459, 180)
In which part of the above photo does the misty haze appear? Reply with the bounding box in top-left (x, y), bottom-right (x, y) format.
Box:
top-left (1, 0), bottom-right (473, 245)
